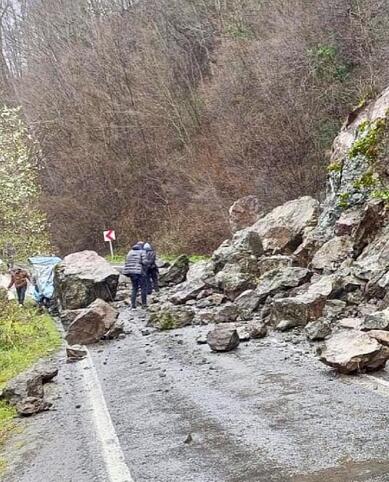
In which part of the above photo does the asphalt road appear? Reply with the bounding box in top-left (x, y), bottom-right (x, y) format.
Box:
top-left (2, 308), bottom-right (389, 482)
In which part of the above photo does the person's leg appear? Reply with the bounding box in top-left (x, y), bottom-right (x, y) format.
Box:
top-left (146, 269), bottom-right (152, 295)
top-left (151, 268), bottom-right (159, 292)
top-left (140, 275), bottom-right (147, 307)
top-left (16, 287), bottom-right (23, 304)
top-left (130, 275), bottom-right (139, 308)
top-left (20, 286), bottom-right (27, 305)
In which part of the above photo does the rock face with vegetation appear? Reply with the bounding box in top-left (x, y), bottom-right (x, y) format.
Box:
top-left (54, 251), bottom-right (119, 310)
top-left (148, 87), bottom-right (389, 374)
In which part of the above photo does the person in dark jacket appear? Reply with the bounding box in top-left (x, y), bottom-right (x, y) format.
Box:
top-left (143, 242), bottom-right (159, 294)
top-left (123, 242), bottom-right (148, 308)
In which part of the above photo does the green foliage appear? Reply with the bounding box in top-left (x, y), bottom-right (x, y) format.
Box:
top-left (0, 299), bottom-right (61, 388)
top-left (104, 253), bottom-right (125, 264)
top-left (309, 45), bottom-right (350, 82)
top-left (0, 296), bottom-right (60, 455)
top-left (337, 192), bottom-right (350, 209)
top-left (372, 189), bottom-right (389, 202)
top-left (158, 313), bottom-right (176, 331)
top-left (349, 118), bottom-right (386, 161)
top-left (352, 170), bottom-right (379, 190)
top-left (327, 161), bottom-right (343, 173)
top-left (0, 106), bottom-right (50, 260)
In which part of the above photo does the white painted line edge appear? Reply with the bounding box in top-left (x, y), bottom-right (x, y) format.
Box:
top-left (79, 350), bottom-right (134, 482)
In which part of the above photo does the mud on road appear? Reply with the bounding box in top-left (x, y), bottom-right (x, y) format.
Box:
top-left (3, 308), bottom-right (389, 482)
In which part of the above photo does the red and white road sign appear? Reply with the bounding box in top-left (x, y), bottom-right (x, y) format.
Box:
top-left (103, 230), bottom-right (116, 242)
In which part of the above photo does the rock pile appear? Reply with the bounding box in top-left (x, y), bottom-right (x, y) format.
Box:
top-left (148, 87), bottom-right (389, 373)
top-left (0, 363), bottom-right (58, 416)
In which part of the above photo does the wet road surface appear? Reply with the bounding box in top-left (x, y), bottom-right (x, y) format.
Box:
top-left (2, 308), bottom-right (389, 482)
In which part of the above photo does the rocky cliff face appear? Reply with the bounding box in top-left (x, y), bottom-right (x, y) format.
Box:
top-left (133, 88), bottom-right (389, 371)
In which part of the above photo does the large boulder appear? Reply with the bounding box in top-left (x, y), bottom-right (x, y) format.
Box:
top-left (360, 308), bottom-right (389, 331)
top-left (229, 195), bottom-right (262, 233)
top-left (305, 319), bottom-right (331, 341)
top-left (207, 326), bottom-right (240, 352)
top-left (256, 267), bottom-right (312, 303)
top-left (212, 229), bottom-right (263, 272)
top-left (169, 261), bottom-right (215, 305)
top-left (215, 263), bottom-right (256, 300)
top-left (148, 303), bottom-right (195, 330)
top-left (65, 298), bottom-right (118, 345)
top-left (257, 255), bottom-right (295, 276)
top-left (367, 330), bottom-right (389, 347)
top-left (54, 251), bottom-right (119, 310)
top-left (1, 363), bottom-right (58, 415)
top-left (251, 196), bottom-right (319, 254)
top-left (311, 236), bottom-right (354, 272)
top-left (213, 303), bottom-right (239, 323)
top-left (159, 255), bottom-right (190, 287)
top-left (272, 292), bottom-right (326, 330)
top-left (319, 331), bottom-right (389, 374)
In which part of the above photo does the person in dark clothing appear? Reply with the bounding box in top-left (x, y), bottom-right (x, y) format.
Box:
top-left (123, 242), bottom-right (148, 308)
top-left (143, 242), bottom-right (159, 294)
top-left (8, 267), bottom-right (30, 305)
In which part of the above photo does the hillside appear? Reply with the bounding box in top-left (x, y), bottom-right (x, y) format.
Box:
top-left (0, 0), bottom-right (389, 255)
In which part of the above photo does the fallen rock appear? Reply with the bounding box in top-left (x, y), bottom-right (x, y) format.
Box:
top-left (149, 303), bottom-right (195, 330)
top-left (215, 263), bottom-right (256, 300)
top-left (60, 309), bottom-right (85, 328)
top-left (319, 331), bottom-right (389, 373)
top-left (247, 320), bottom-right (268, 339)
top-left (251, 196), bottom-right (319, 254)
top-left (257, 255), bottom-right (295, 275)
top-left (207, 326), bottom-right (240, 352)
top-left (305, 319), bottom-right (331, 341)
top-left (365, 270), bottom-right (389, 300)
top-left (65, 298), bottom-right (118, 345)
top-left (338, 317), bottom-right (363, 330)
top-left (206, 293), bottom-right (226, 305)
top-left (323, 300), bottom-right (347, 319)
top-left (256, 267), bottom-right (312, 303)
top-left (214, 302), bottom-right (238, 323)
top-left (311, 236), bottom-right (354, 272)
top-left (235, 289), bottom-right (261, 315)
top-left (237, 325), bottom-right (251, 341)
top-left (16, 397), bottom-right (51, 416)
top-left (105, 319), bottom-right (125, 339)
top-left (196, 333), bottom-right (208, 345)
top-left (229, 195), bottom-right (262, 233)
top-left (66, 345), bottom-right (88, 362)
top-left (335, 209), bottom-right (363, 236)
top-left (272, 292), bottom-right (326, 330)
top-left (1, 364), bottom-right (58, 407)
top-left (353, 223), bottom-right (389, 283)
top-left (360, 308), bottom-right (389, 331)
top-left (159, 255), bottom-right (190, 287)
top-left (367, 330), bottom-right (389, 347)
top-left (169, 263), bottom-right (215, 304)
top-left (54, 250), bottom-right (119, 310)
top-left (212, 229), bottom-right (263, 272)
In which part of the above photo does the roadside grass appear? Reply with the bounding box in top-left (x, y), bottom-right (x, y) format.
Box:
top-left (0, 295), bottom-right (61, 464)
top-left (104, 253), bottom-right (126, 264)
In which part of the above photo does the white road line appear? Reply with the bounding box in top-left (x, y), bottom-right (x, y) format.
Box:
top-left (351, 373), bottom-right (389, 398)
top-left (79, 350), bottom-right (134, 482)
top-left (364, 374), bottom-right (389, 390)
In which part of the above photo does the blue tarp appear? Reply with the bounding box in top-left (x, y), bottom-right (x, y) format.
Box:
top-left (28, 256), bottom-right (62, 300)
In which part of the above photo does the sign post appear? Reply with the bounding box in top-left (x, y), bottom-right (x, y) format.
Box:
top-left (103, 230), bottom-right (116, 260)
